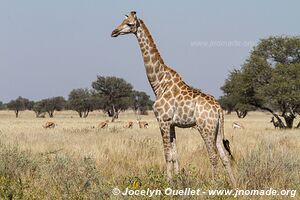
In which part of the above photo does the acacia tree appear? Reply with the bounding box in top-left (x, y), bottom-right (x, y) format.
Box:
top-left (258, 63), bottom-right (300, 128)
top-left (219, 70), bottom-right (255, 117)
top-left (68, 88), bottom-right (97, 118)
top-left (25, 100), bottom-right (34, 111)
top-left (32, 101), bottom-right (46, 117)
top-left (220, 36), bottom-right (300, 128)
top-left (39, 97), bottom-right (66, 118)
top-left (6, 96), bottom-right (32, 118)
top-left (131, 90), bottom-right (153, 115)
top-left (92, 76), bottom-right (133, 121)
top-left (0, 101), bottom-right (4, 110)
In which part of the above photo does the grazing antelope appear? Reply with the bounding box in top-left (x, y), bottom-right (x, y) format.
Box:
top-left (137, 120), bottom-right (149, 129)
top-left (37, 113), bottom-right (46, 118)
top-left (270, 117), bottom-right (281, 129)
top-left (43, 122), bottom-right (55, 129)
top-left (232, 122), bottom-right (244, 129)
top-left (98, 120), bottom-right (109, 128)
top-left (124, 121), bottom-right (134, 128)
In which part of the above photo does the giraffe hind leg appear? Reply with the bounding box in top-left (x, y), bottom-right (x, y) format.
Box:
top-left (196, 127), bottom-right (219, 177)
top-left (216, 128), bottom-right (237, 187)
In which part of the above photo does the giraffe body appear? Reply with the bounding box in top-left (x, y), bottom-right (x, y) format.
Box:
top-left (111, 11), bottom-right (236, 187)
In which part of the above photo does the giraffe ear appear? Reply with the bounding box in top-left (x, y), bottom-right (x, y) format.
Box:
top-left (124, 14), bottom-right (128, 19)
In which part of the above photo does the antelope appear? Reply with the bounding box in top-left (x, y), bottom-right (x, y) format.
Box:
top-left (137, 120), bottom-right (149, 128)
top-left (37, 113), bottom-right (46, 118)
top-left (43, 122), bottom-right (55, 129)
top-left (232, 122), bottom-right (244, 129)
top-left (98, 120), bottom-right (109, 128)
top-left (124, 121), bottom-right (133, 128)
top-left (270, 117), bottom-right (281, 129)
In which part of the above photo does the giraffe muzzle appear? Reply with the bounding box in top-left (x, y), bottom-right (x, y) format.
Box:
top-left (111, 29), bottom-right (120, 37)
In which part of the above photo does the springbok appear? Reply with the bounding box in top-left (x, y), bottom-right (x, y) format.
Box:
top-left (98, 120), bottom-right (109, 128)
top-left (270, 117), bottom-right (281, 129)
top-left (43, 122), bottom-right (55, 129)
top-left (124, 121), bottom-right (133, 128)
top-left (137, 120), bottom-right (149, 128)
top-left (232, 122), bottom-right (244, 129)
top-left (37, 113), bottom-right (46, 118)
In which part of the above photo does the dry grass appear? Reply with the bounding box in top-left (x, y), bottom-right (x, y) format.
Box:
top-left (0, 110), bottom-right (299, 199)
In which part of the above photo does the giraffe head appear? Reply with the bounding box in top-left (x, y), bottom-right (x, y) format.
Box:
top-left (111, 11), bottom-right (139, 37)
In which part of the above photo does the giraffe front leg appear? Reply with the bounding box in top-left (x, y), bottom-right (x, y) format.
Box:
top-left (159, 121), bottom-right (173, 180)
top-left (170, 125), bottom-right (179, 175)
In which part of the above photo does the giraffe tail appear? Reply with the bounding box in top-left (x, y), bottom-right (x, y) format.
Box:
top-left (223, 139), bottom-right (235, 162)
top-left (217, 110), bottom-right (235, 163)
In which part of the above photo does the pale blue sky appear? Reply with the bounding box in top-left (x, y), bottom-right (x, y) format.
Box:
top-left (1, 0), bottom-right (299, 102)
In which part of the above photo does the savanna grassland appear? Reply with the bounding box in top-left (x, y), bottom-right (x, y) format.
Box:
top-left (0, 110), bottom-right (299, 199)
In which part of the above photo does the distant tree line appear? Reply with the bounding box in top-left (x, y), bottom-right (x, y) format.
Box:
top-left (5, 97), bottom-right (34, 118)
top-left (1, 76), bottom-right (154, 120)
top-left (219, 36), bottom-right (300, 129)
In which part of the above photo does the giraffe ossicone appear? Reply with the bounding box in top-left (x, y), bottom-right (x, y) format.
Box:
top-left (111, 11), bottom-right (237, 187)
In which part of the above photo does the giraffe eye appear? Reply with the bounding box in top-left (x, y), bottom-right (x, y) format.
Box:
top-left (127, 23), bottom-right (134, 27)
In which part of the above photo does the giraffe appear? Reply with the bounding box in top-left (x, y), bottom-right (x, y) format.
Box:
top-left (111, 11), bottom-right (236, 187)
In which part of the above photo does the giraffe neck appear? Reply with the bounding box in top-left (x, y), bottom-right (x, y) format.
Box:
top-left (135, 19), bottom-right (165, 97)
